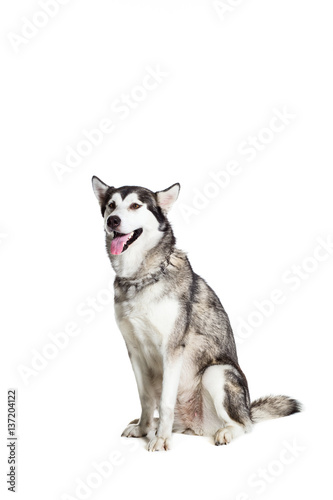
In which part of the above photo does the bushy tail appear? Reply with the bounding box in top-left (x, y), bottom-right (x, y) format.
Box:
top-left (250, 395), bottom-right (302, 424)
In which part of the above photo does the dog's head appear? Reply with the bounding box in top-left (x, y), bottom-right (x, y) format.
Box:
top-left (92, 177), bottom-right (180, 256)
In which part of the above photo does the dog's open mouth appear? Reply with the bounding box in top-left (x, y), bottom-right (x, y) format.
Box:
top-left (110, 228), bottom-right (143, 255)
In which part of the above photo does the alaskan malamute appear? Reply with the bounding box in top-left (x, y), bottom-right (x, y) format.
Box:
top-left (92, 177), bottom-right (301, 451)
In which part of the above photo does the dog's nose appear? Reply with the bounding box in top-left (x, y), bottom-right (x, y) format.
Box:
top-left (107, 215), bottom-right (121, 230)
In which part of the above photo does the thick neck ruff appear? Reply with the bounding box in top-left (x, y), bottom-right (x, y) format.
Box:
top-left (114, 254), bottom-right (173, 293)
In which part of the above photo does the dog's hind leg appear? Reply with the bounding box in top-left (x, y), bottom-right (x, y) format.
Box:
top-left (202, 364), bottom-right (253, 445)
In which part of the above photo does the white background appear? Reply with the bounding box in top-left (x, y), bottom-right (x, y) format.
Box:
top-left (1, 1), bottom-right (332, 499)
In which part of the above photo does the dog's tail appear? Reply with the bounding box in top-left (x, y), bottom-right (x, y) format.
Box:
top-left (250, 395), bottom-right (302, 424)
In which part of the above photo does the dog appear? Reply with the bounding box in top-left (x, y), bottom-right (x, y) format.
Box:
top-left (92, 177), bottom-right (301, 451)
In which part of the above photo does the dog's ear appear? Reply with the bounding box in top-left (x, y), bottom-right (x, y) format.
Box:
top-left (156, 183), bottom-right (180, 213)
top-left (92, 176), bottom-right (111, 207)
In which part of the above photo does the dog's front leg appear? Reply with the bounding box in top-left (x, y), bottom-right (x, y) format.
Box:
top-left (121, 352), bottom-right (157, 438)
top-left (147, 354), bottom-right (183, 452)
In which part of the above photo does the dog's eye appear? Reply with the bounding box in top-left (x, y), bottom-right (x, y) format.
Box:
top-left (130, 203), bottom-right (141, 210)
top-left (108, 201), bottom-right (116, 210)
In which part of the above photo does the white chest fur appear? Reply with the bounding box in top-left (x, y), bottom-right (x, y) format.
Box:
top-left (114, 282), bottom-right (179, 369)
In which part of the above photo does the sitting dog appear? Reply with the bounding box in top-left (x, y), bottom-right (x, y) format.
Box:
top-left (92, 177), bottom-right (301, 451)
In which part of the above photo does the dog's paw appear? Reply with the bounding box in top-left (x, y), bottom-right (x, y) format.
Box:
top-left (121, 417), bottom-right (159, 438)
top-left (214, 427), bottom-right (232, 446)
top-left (121, 423), bottom-right (148, 438)
top-left (147, 436), bottom-right (171, 452)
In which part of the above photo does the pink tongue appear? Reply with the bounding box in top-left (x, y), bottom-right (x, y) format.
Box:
top-left (110, 233), bottom-right (131, 255)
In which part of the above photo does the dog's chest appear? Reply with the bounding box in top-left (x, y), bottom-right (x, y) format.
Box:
top-left (114, 282), bottom-right (179, 360)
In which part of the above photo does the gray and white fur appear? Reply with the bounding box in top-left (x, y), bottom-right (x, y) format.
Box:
top-left (92, 177), bottom-right (301, 451)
